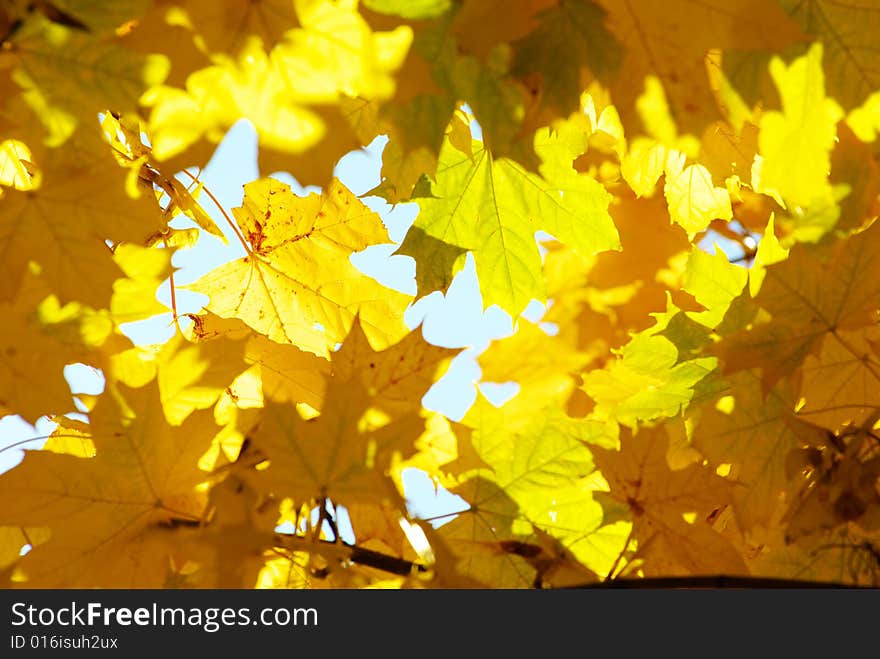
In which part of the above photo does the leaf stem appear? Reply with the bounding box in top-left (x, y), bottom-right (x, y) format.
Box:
top-left (605, 525), bottom-right (636, 581)
top-left (0, 433), bottom-right (87, 454)
top-left (161, 233), bottom-right (183, 335)
top-left (178, 169), bottom-right (252, 255)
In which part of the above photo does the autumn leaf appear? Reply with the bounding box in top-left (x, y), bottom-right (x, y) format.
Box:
top-left (594, 425), bottom-right (747, 577)
top-left (142, 0), bottom-right (412, 180)
top-left (508, 0), bottom-right (622, 122)
top-left (831, 124), bottom-right (880, 233)
top-left (395, 225), bottom-right (468, 299)
top-left (2, 12), bottom-right (168, 141)
top-left (177, 476), bottom-right (281, 589)
top-left (188, 311), bottom-right (329, 409)
top-left (597, 0), bottom-right (804, 135)
top-left (246, 320), bottom-right (442, 509)
top-left (682, 245), bottom-right (748, 329)
top-left (433, 478), bottom-right (545, 588)
top-left (782, 0), bottom-right (880, 110)
top-left (716, 220), bottom-right (880, 386)
top-left (479, 320), bottom-right (591, 410)
top-left (402, 115), bottom-right (618, 315)
top-left (363, 1), bottom-right (618, 186)
top-left (540, 195), bottom-right (694, 359)
top-left (581, 301), bottom-right (717, 428)
top-left (0, 264), bottom-right (150, 424)
top-left (0, 273), bottom-right (89, 423)
top-left (663, 161), bottom-right (733, 235)
top-left (798, 327), bottom-right (880, 430)
top-left (455, 395), bottom-right (625, 578)
top-left (166, 0), bottom-right (299, 55)
top-left (249, 383), bottom-right (414, 508)
top-left (784, 438), bottom-right (880, 544)
top-left (0, 132), bottom-right (166, 308)
top-left (3, 0), bottom-right (880, 589)
top-left (692, 371), bottom-right (826, 531)
top-left (153, 330), bottom-right (250, 425)
top-left (190, 177), bottom-right (412, 356)
top-left (0, 380), bottom-right (218, 587)
top-left (330, 319), bottom-right (457, 418)
top-left (751, 43), bottom-right (842, 211)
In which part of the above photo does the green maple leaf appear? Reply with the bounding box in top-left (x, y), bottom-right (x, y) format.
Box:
top-left (581, 301), bottom-right (718, 428)
top-left (445, 396), bottom-right (627, 582)
top-left (400, 117), bottom-right (619, 315)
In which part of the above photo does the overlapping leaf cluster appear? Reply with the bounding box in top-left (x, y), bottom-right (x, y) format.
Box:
top-left (1, 0), bottom-right (880, 588)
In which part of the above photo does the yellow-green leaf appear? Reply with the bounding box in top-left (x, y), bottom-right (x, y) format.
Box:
top-left (752, 43), bottom-right (843, 210)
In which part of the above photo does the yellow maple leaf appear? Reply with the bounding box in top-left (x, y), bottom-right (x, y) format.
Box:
top-left (594, 425), bottom-right (747, 577)
top-left (109, 243), bottom-right (175, 325)
top-left (479, 320), bottom-right (591, 410)
top-left (154, 331), bottom-right (251, 425)
top-left (249, 384), bottom-right (417, 508)
top-left (0, 310), bottom-right (75, 422)
top-left (143, 0), bottom-right (411, 179)
top-left (716, 220), bottom-right (880, 386)
top-left (432, 477), bottom-right (543, 588)
top-left (692, 371), bottom-right (826, 531)
top-left (597, 0), bottom-right (804, 135)
top-left (663, 161), bottom-right (733, 236)
top-left (0, 270), bottom-right (109, 423)
top-left (752, 43), bottom-right (843, 210)
top-left (782, 0), bottom-right (880, 111)
top-left (246, 321), bottom-right (438, 508)
top-left (2, 12), bottom-right (168, 142)
top-left (168, 0), bottom-right (299, 55)
top-left (178, 476), bottom-right (280, 588)
top-left (188, 312), bottom-right (329, 409)
top-left (799, 327), bottom-right (880, 431)
top-left (542, 195), bottom-right (694, 358)
top-left (0, 380), bottom-right (218, 587)
top-left (189, 177), bottom-right (412, 357)
top-left (330, 319), bottom-right (457, 417)
top-left (396, 412), bottom-right (490, 491)
top-left (0, 131), bottom-right (166, 308)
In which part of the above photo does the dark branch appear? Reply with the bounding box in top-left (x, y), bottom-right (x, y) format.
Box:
top-left (348, 545), bottom-right (428, 577)
top-left (274, 532), bottom-right (428, 578)
top-left (565, 575), bottom-right (875, 589)
top-left (272, 532), bottom-right (875, 587)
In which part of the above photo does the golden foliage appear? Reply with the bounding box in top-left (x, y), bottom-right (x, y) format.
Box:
top-left (2, 0), bottom-right (880, 588)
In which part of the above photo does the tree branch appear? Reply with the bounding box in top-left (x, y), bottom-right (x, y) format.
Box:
top-left (273, 532), bottom-right (428, 578)
top-left (272, 532), bottom-right (875, 588)
top-left (566, 575), bottom-right (874, 589)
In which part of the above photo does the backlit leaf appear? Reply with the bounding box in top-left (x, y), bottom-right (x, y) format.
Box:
top-left (190, 178), bottom-right (411, 356)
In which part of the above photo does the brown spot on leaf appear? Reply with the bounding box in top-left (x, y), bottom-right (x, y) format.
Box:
top-left (626, 496), bottom-right (644, 515)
